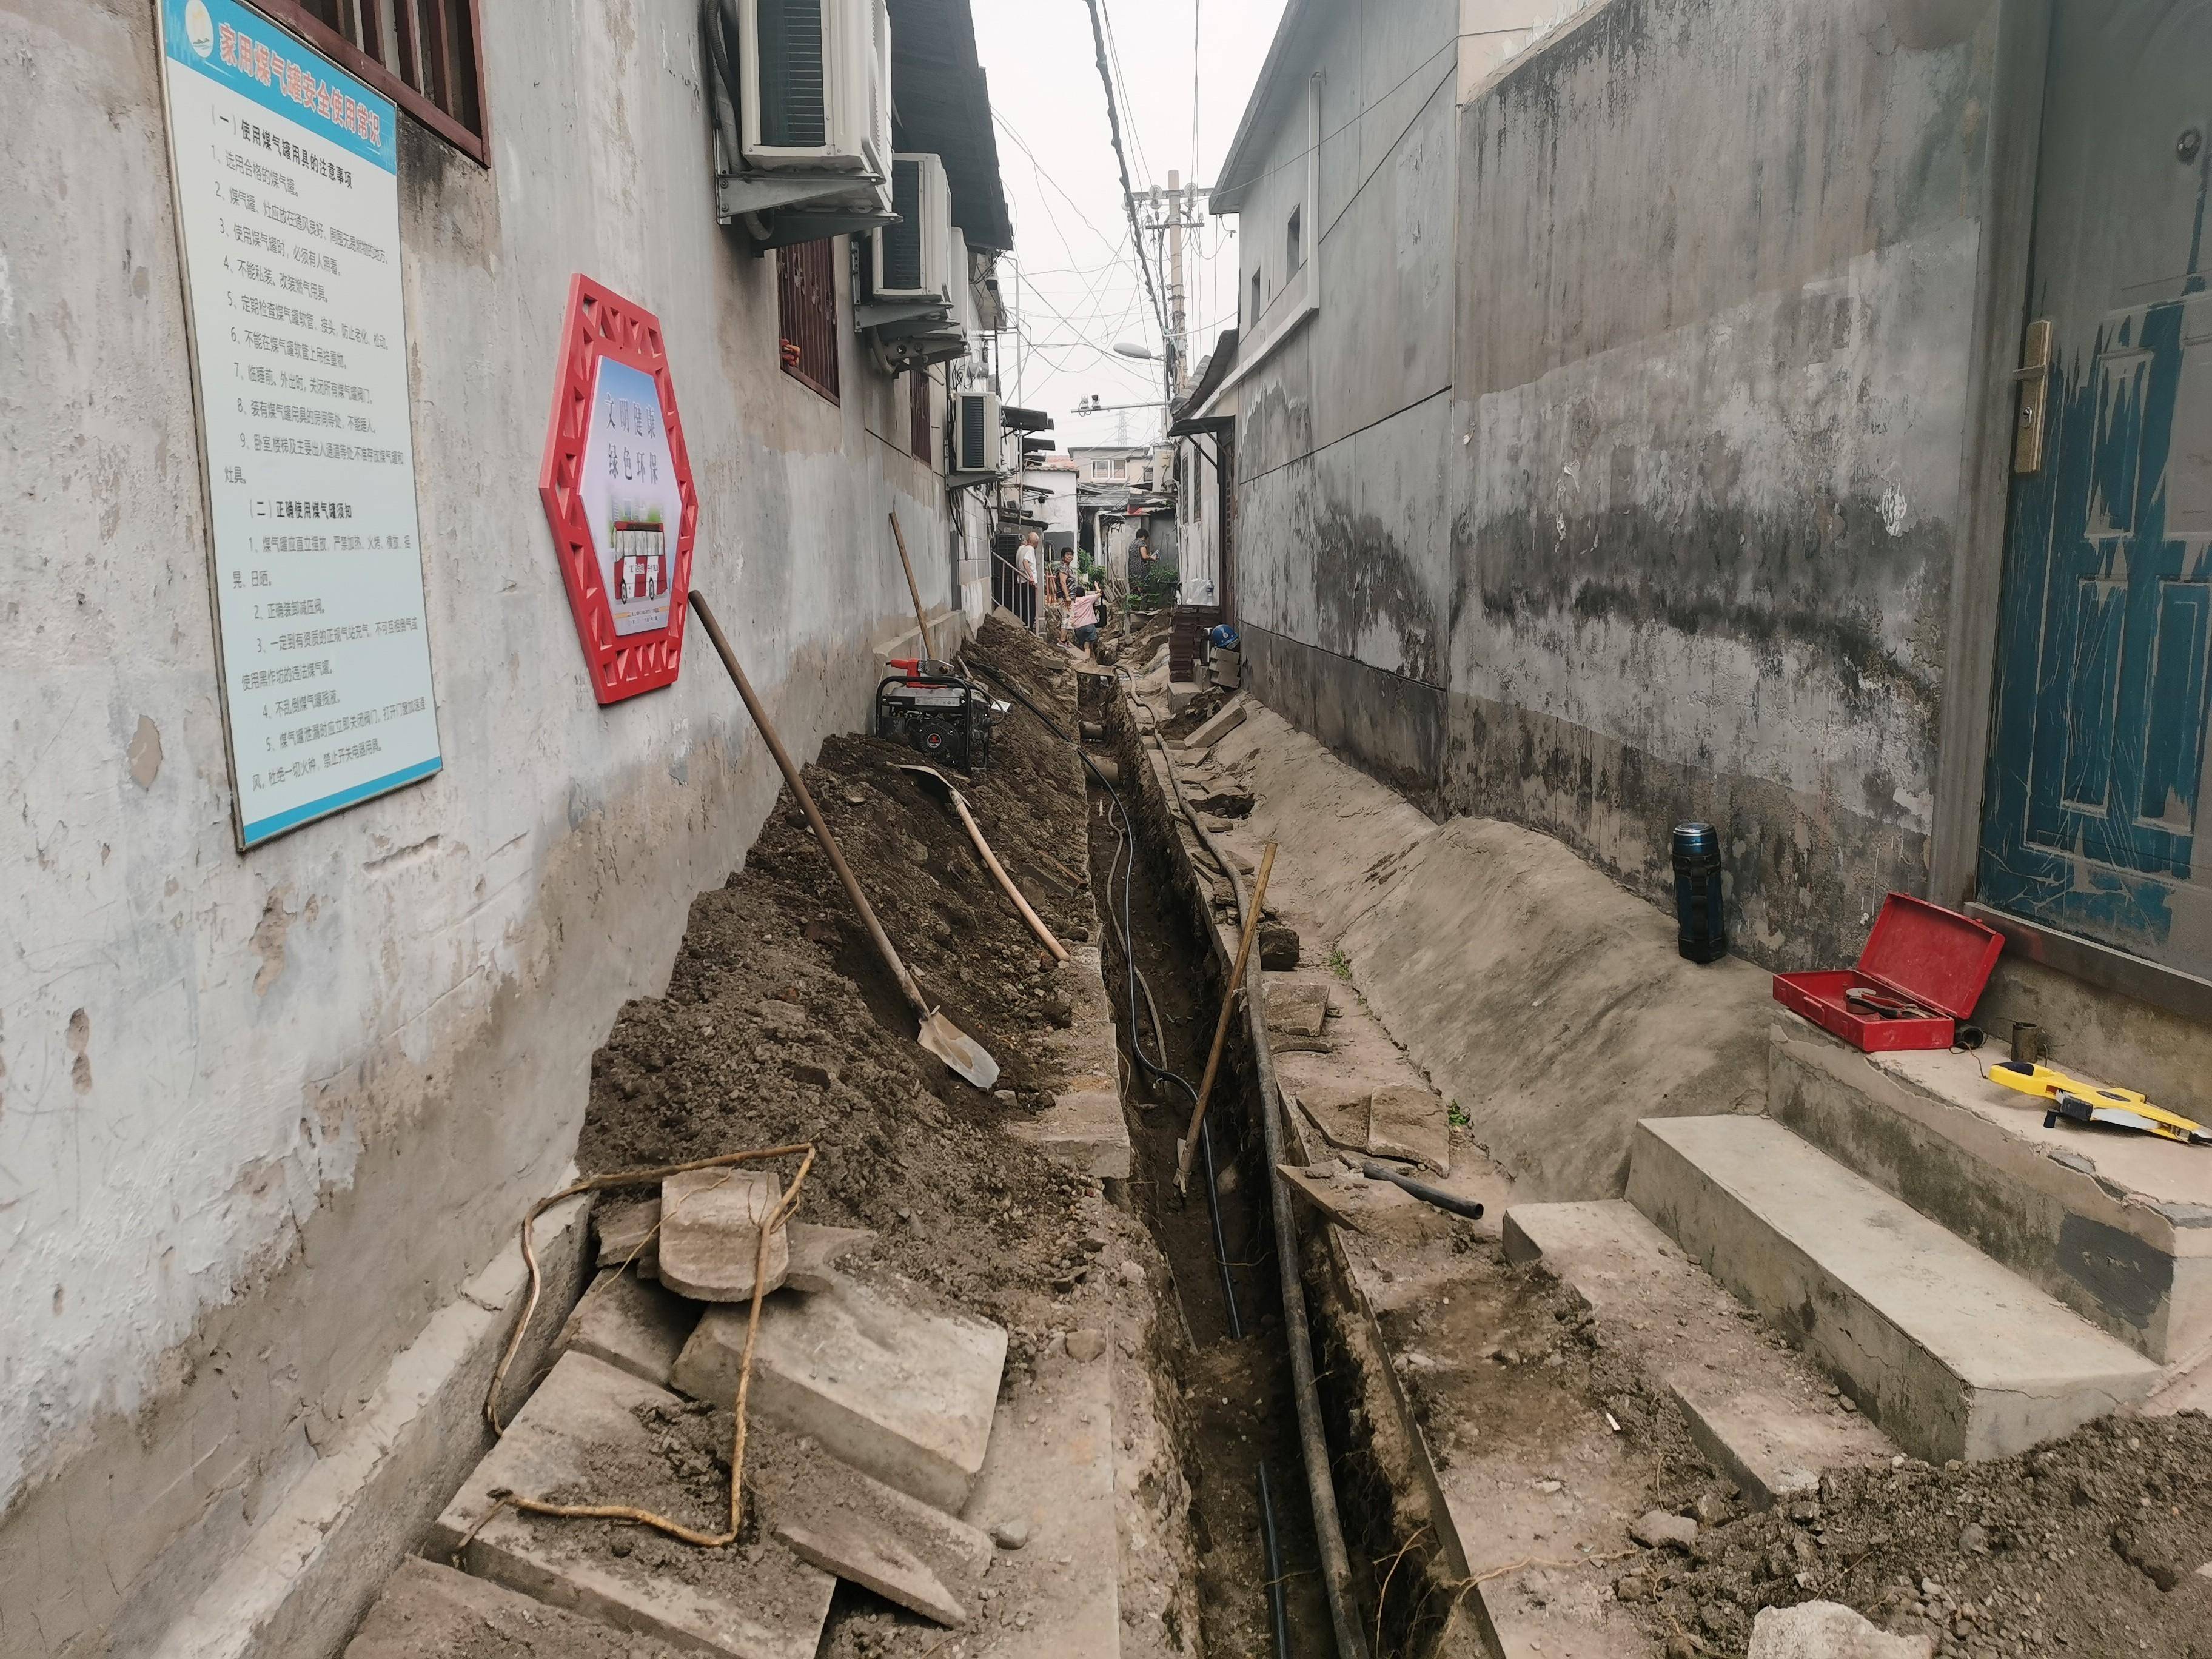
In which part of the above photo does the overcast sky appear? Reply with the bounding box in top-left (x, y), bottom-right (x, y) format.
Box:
top-left (971, 0), bottom-right (1289, 451)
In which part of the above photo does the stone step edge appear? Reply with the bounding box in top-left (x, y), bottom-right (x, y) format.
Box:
top-left (148, 1188), bottom-right (592, 1659)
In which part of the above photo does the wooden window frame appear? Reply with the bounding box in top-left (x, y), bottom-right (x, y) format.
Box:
top-left (243, 0), bottom-right (491, 166)
top-left (778, 238), bottom-right (842, 405)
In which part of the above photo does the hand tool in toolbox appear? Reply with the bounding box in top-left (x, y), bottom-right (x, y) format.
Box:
top-left (1772, 893), bottom-right (2003, 1052)
top-left (1989, 1061), bottom-right (2211, 1147)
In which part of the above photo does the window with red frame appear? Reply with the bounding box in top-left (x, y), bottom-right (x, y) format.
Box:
top-left (778, 238), bottom-right (842, 404)
top-left (910, 368), bottom-right (934, 463)
top-left (250, 1), bottom-right (488, 162)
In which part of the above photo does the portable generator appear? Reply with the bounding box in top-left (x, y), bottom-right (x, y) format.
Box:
top-left (874, 659), bottom-right (999, 771)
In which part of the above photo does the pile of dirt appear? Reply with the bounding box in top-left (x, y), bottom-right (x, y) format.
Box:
top-left (1634, 1410), bottom-right (2212, 1657)
top-left (574, 615), bottom-right (1099, 1357)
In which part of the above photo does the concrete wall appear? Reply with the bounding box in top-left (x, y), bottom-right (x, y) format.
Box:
top-left (1230, 0), bottom-right (1462, 783)
top-left (1446, 0), bottom-right (1997, 970)
top-left (0, 2), bottom-right (961, 1652)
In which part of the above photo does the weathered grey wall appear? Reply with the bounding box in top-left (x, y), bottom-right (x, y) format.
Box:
top-left (1448, 0), bottom-right (1999, 969)
top-left (0, 2), bottom-right (959, 1652)
top-left (1233, 0), bottom-right (1461, 745)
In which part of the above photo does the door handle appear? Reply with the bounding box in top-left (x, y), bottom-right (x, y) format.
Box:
top-left (2014, 318), bottom-right (2054, 475)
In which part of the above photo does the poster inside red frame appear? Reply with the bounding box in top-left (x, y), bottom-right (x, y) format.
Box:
top-left (539, 275), bottom-right (698, 703)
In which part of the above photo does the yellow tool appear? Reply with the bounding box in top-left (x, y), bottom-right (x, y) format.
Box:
top-left (1989, 1061), bottom-right (2211, 1147)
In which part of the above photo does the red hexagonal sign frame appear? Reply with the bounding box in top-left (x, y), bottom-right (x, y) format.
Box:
top-left (538, 275), bottom-right (698, 703)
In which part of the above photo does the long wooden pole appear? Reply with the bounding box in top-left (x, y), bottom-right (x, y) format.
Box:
top-left (946, 786), bottom-right (1068, 962)
top-left (1175, 842), bottom-right (1277, 1194)
top-left (689, 591), bottom-right (928, 1022)
top-left (888, 511), bottom-right (935, 662)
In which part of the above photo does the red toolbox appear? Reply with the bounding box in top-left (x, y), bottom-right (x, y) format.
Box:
top-left (1772, 894), bottom-right (2003, 1052)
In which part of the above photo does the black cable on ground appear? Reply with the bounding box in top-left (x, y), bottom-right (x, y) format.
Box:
top-left (965, 652), bottom-right (1241, 1335)
top-left (1258, 1463), bottom-right (1292, 1659)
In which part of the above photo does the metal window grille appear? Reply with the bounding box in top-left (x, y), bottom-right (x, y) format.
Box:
top-left (779, 237), bottom-right (842, 403)
top-left (910, 369), bottom-right (933, 462)
top-left (270, 0), bottom-right (488, 159)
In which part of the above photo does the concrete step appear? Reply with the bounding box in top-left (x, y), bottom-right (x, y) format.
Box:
top-left (1626, 1116), bottom-right (2163, 1463)
top-left (1769, 1023), bottom-right (2212, 1362)
top-left (1503, 1200), bottom-right (1896, 1505)
top-left (959, 1335), bottom-right (1121, 1657)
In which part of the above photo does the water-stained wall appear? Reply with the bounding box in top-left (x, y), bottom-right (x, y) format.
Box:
top-left (1448, 0), bottom-right (2001, 968)
top-left (0, 2), bottom-right (960, 1651)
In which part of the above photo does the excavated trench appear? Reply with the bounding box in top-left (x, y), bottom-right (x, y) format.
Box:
top-left (1083, 746), bottom-right (1334, 1658)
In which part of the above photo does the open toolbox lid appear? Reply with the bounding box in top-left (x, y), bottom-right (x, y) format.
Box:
top-left (1857, 893), bottom-right (2003, 1019)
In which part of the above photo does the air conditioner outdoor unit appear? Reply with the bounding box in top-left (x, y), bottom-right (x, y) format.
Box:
top-left (736, 0), bottom-right (891, 179)
top-left (953, 391), bottom-right (1000, 474)
top-left (948, 227), bottom-right (976, 338)
top-left (871, 156), bottom-right (953, 303)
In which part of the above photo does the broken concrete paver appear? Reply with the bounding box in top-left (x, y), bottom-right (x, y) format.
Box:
top-left (1184, 694), bottom-right (1248, 749)
top-left (1005, 1086), bottom-right (1133, 1180)
top-left (749, 1418), bottom-right (993, 1629)
top-left (1746, 1598), bottom-right (1935, 1657)
top-left (783, 1223), bottom-right (874, 1293)
top-left (427, 1352), bottom-right (834, 1659)
top-left (1368, 1084), bottom-right (1450, 1173)
top-left (1265, 978), bottom-right (1329, 1039)
top-left (594, 1195), bottom-right (660, 1279)
top-left (557, 1267), bottom-right (699, 1390)
top-left (672, 1273), bottom-right (1006, 1513)
top-left (343, 1557), bottom-right (690, 1658)
top-left (657, 1168), bottom-right (789, 1303)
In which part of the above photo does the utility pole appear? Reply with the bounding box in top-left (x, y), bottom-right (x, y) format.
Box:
top-left (1167, 170), bottom-right (1189, 397)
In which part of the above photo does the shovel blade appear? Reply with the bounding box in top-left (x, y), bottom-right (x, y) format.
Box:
top-left (919, 1010), bottom-right (999, 1091)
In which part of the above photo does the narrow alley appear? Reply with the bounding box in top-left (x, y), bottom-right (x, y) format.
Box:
top-left (6, 2), bottom-right (2212, 1658)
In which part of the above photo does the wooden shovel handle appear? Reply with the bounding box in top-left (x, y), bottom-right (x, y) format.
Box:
top-left (689, 591), bottom-right (929, 1021)
top-left (946, 786), bottom-right (1068, 962)
top-left (888, 511), bottom-right (935, 662)
top-left (1176, 843), bottom-right (1278, 1193)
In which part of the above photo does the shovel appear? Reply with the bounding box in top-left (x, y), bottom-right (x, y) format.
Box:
top-left (689, 591), bottom-right (1000, 1090)
top-left (896, 763), bottom-right (1068, 964)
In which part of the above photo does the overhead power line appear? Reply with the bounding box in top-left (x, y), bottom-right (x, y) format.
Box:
top-left (1082, 0), bottom-right (1173, 397)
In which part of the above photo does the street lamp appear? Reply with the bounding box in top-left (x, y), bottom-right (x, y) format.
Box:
top-left (1112, 342), bottom-right (1158, 360)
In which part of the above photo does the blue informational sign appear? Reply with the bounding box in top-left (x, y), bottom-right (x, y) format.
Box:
top-left (160, 0), bottom-right (442, 848)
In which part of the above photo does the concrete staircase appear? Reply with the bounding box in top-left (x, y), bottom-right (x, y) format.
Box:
top-left (1622, 1113), bottom-right (2163, 1464)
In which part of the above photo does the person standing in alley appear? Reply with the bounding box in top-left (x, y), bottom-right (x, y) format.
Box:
top-left (1016, 531), bottom-right (1041, 632)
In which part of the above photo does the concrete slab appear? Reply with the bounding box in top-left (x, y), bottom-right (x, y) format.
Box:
top-left (593, 1195), bottom-right (660, 1280)
top-left (748, 1419), bottom-right (993, 1628)
top-left (1005, 1087), bottom-right (1133, 1180)
top-left (672, 1275), bottom-right (1007, 1513)
top-left (427, 1353), bottom-right (834, 1659)
top-left (1503, 1200), bottom-right (1895, 1505)
top-left (1627, 1116), bottom-right (2163, 1462)
top-left (785, 1223), bottom-right (875, 1293)
top-left (557, 1269), bottom-right (698, 1391)
top-left (1184, 694), bottom-right (1248, 748)
top-left (1265, 978), bottom-right (1330, 1039)
top-left (1770, 1024), bottom-right (2212, 1362)
top-left (657, 1169), bottom-right (789, 1303)
top-left (343, 1557), bottom-right (689, 1658)
top-left (959, 1342), bottom-right (1119, 1657)
top-left (1369, 1084), bottom-right (1449, 1174)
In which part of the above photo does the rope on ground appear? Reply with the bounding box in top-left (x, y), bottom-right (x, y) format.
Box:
top-left (466, 1143), bottom-right (816, 1557)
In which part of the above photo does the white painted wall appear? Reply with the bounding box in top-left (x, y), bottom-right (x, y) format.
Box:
top-left (0, 2), bottom-right (964, 1651)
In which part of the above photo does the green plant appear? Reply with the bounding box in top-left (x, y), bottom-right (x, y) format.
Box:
top-left (1326, 947), bottom-right (1353, 981)
top-left (1447, 1099), bottom-right (1470, 1128)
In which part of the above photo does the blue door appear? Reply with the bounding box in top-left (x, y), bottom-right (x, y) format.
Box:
top-left (1979, 3), bottom-right (2212, 976)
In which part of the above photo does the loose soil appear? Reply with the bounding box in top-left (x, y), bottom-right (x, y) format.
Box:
top-left (1639, 1410), bottom-right (2212, 1658)
top-left (575, 615), bottom-right (1100, 1358)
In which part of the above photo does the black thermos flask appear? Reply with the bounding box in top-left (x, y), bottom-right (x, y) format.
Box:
top-left (1672, 823), bottom-right (1727, 964)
